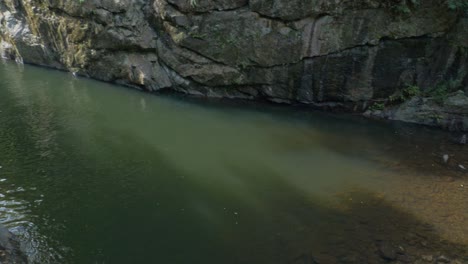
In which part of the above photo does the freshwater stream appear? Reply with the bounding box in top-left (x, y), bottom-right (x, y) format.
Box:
top-left (0, 60), bottom-right (467, 263)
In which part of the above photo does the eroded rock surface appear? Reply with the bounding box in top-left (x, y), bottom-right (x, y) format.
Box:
top-left (0, 0), bottom-right (467, 128)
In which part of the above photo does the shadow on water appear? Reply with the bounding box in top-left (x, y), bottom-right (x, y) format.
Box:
top-left (53, 134), bottom-right (468, 264)
top-left (220, 163), bottom-right (468, 264)
top-left (3, 110), bottom-right (466, 263)
top-left (179, 95), bottom-right (468, 178)
top-left (4, 58), bottom-right (466, 179)
top-left (277, 190), bottom-right (468, 264)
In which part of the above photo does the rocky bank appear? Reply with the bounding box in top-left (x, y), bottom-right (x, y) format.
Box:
top-left (0, 0), bottom-right (467, 129)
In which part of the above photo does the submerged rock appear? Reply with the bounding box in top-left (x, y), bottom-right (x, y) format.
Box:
top-left (436, 255), bottom-right (451, 263)
top-left (421, 255), bottom-right (433, 262)
top-left (460, 135), bottom-right (467, 145)
top-left (443, 154), bottom-right (449, 164)
top-left (0, 225), bottom-right (27, 263)
top-left (377, 241), bottom-right (397, 260)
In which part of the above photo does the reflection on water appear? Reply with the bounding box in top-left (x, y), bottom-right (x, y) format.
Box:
top-left (0, 60), bottom-right (467, 263)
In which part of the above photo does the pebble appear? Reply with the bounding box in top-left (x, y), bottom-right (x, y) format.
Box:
top-left (397, 245), bottom-right (405, 254)
top-left (443, 154), bottom-right (449, 163)
top-left (458, 165), bottom-right (466, 170)
top-left (437, 255), bottom-right (450, 263)
top-left (378, 242), bottom-right (397, 260)
top-left (396, 254), bottom-right (411, 263)
top-left (460, 134), bottom-right (467, 144)
top-left (421, 255), bottom-right (433, 262)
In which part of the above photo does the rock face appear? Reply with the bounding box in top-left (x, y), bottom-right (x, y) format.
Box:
top-left (365, 91), bottom-right (468, 130)
top-left (0, 0), bottom-right (467, 127)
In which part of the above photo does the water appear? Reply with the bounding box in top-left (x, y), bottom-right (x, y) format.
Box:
top-left (0, 60), bottom-right (467, 263)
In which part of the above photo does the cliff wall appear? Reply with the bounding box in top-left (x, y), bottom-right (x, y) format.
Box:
top-left (1, 0), bottom-right (467, 128)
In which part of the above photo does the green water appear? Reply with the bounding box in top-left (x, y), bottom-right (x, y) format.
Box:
top-left (0, 60), bottom-right (467, 263)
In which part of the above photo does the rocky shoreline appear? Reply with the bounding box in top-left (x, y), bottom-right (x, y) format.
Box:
top-left (364, 90), bottom-right (468, 131)
top-left (0, 0), bottom-right (467, 131)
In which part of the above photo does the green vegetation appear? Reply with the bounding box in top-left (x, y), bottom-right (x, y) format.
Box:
top-left (381, 77), bottom-right (463, 108)
top-left (424, 112), bottom-right (444, 124)
top-left (389, 85), bottom-right (421, 103)
top-left (369, 102), bottom-right (385, 111)
top-left (424, 77), bottom-right (464, 104)
top-left (426, 85), bottom-right (449, 104)
top-left (368, 80), bottom-right (459, 111)
top-left (368, 85), bottom-right (421, 111)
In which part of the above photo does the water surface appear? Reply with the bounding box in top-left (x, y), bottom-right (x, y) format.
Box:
top-left (0, 60), bottom-right (467, 263)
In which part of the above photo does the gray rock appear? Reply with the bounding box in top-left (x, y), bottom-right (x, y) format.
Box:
top-left (437, 255), bottom-right (451, 263)
top-left (421, 255), bottom-right (433, 262)
top-left (443, 154), bottom-right (449, 163)
top-left (444, 91), bottom-right (468, 114)
top-left (0, 0), bottom-right (467, 130)
top-left (378, 241), bottom-right (397, 260)
top-left (0, 224), bottom-right (27, 263)
top-left (460, 134), bottom-right (467, 144)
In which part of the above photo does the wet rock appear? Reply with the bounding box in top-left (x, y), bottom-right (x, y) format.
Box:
top-left (383, 90), bottom-right (468, 131)
top-left (421, 255), bottom-right (433, 262)
top-left (397, 253), bottom-right (412, 263)
top-left (396, 245), bottom-right (405, 254)
top-left (460, 134), bottom-right (467, 145)
top-left (0, 224), bottom-right (27, 263)
top-left (339, 254), bottom-right (359, 263)
top-left (292, 253), bottom-right (315, 264)
top-left (0, 0), bottom-right (467, 130)
top-left (444, 91), bottom-right (468, 114)
top-left (312, 253), bottom-right (338, 264)
top-left (443, 154), bottom-right (449, 164)
top-left (378, 241), bottom-right (397, 260)
top-left (437, 255), bottom-right (451, 263)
